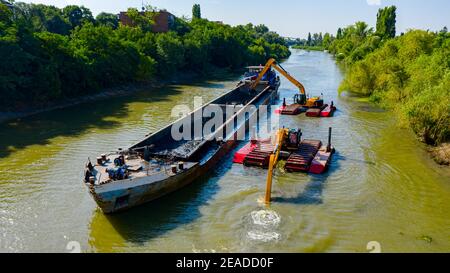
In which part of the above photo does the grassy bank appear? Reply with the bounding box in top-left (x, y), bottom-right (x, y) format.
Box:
top-left (327, 6), bottom-right (450, 165)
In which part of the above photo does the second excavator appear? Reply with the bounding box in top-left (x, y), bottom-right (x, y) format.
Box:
top-left (251, 58), bottom-right (336, 117)
top-left (250, 58), bottom-right (323, 109)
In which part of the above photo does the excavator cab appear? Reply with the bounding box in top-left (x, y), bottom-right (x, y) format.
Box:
top-left (284, 129), bottom-right (302, 150)
top-left (294, 94), bottom-right (324, 108)
top-left (293, 94), bottom-right (307, 105)
top-left (307, 97), bottom-right (324, 108)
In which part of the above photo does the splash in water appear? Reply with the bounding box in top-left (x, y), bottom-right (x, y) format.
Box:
top-left (251, 210), bottom-right (281, 228)
top-left (247, 210), bottom-right (281, 242)
top-left (247, 230), bottom-right (280, 242)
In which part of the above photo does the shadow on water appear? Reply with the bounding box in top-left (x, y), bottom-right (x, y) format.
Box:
top-left (0, 85), bottom-right (185, 159)
top-left (333, 152), bottom-right (376, 166)
top-left (90, 165), bottom-right (222, 248)
top-left (0, 69), bottom-right (244, 160)
top-left (272, 151), bottom-right (342, 205)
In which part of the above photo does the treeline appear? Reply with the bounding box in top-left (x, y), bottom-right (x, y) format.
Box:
top-left (326, 6), bottom-right (449, 147)
top-left (0, 2), bottom-right (290, 109)
top-left (291, 32), bottom-right (335, 50)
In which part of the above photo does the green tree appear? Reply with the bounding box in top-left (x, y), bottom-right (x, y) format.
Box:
top-left (376, 5), bottom-right (397, 39)
top-left (62, 5), bottom-right (94, 29)
top-left (0, 2), bottom-right (13, 25)
top-left (312, 33), bottom-right (319, 46)
top-left (323, 33), bottom-right (332, 48)
top-left (262, 31), bottom-right (287, 46)
top-left (192, 4), bottom-right (201, 19)
top-left (96, 12), bottom-right (119, 29)
top-left (355, 21), bottom-right (372, 39)
top-left (336, 28), bottom-right (343, 39)
top-left (307, 32), bottom-right (312, 46)
top-left (70, 23), bottom-right (142, 87)
top-left (125, 8), bottom-right (154, 32)
top-left (254, 24), bottom-right (269, 35)
top-left (155, 32), bottom-right (184, 75)
top-left (13, 4), bottom-right (71, 35)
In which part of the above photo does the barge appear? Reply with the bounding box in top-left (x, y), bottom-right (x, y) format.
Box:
top-left (83, 68), bottom-right (280, 214)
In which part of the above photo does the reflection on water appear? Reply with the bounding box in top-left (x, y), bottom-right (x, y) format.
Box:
top-left (0, 50), bottom-right (449, 253)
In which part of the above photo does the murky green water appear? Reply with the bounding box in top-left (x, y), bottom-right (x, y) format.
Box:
top-left (0, 50), bottom-right (449, 253)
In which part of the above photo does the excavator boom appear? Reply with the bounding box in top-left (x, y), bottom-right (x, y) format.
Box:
top-left (251, 58), bottom-right (322, 108)
top-left (250, 58), bottom-right (306, 95)
top-left (264, 128), bottom-right (286, 204)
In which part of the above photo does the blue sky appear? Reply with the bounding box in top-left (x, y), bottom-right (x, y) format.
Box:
top-left (17, 0), bottom-right (450, 38)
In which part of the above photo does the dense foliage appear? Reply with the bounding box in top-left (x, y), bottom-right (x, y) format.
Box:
top-left (326, 6), bottom-right (449, 145)
top-left (0, 2), bottom-right (290, 109)
top-left (375, 5), bottom-right (396, 39)
top-left (291, 32), bottom-right (334, 50)
top-left (192, 4), bottom-right (201, 19)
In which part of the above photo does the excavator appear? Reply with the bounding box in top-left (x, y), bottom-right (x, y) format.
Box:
top-left (250, 58), bottom-right (323, 108)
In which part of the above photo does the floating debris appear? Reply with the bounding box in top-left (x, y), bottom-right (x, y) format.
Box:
top-left (418, 235), bottom-right (433, 244)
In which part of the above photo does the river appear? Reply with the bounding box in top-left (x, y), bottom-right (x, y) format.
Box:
top-left (0, 50), bottom-right (449, 253)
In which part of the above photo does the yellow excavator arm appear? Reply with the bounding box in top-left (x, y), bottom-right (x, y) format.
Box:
top-left (250, 58), bottom-right (306, 95)
top-left (264, 128), bottom-right (287, 205)
top-left (250, 58), bottom-right (322, 107)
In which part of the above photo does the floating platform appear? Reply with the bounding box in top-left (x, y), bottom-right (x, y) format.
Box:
top-left (305, 108), bottom-right (322, 117)
top-left (243, 141), bottom-right (276, 168)
top-left (233, 138), bottom-right (271, 164)
top-left (275, 104), bottom-right (304, 115)
top-left (320, 104), bottom-right (336, 117)
top-left (285, 140), bottom-right (322, 172)
top-left (276, 103), bottom-right (336, 117)
top-left (233, 142), bottom-right (257, 164)
top-left (305, 104), bottom-right (330, 117)
top-left (306, 103), bottom-right (336, 118)
top-left (309, 146), bottom-right (334, 174)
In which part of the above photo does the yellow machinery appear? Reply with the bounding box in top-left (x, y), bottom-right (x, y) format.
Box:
top-left (250, 58), bottom-right (322, 108)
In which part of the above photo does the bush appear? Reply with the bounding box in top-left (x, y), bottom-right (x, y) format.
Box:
top-left (335, 26), bottom-right (450, 145)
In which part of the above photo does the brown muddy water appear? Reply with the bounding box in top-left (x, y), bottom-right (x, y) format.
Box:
top-left (0, 50), bottom-right (449, 253)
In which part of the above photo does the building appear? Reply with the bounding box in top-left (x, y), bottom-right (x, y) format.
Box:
top-left (119, 10), bottom-right (175, 33)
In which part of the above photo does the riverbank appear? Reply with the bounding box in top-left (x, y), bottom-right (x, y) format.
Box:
top-left (0, 83), bottom-right (152, 124)
top-left (340, 78), bottom-right (450, 167)
top-left (0, 68), bottom-right (238, 124)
